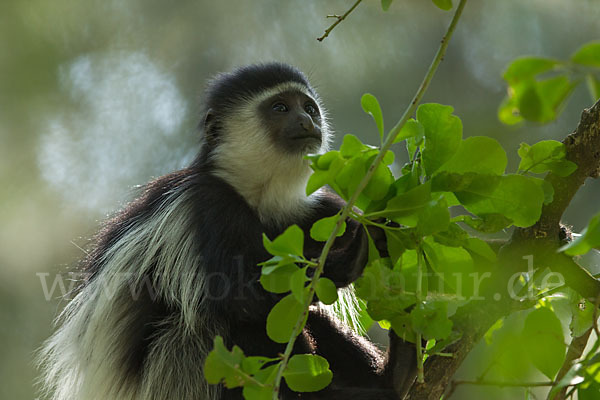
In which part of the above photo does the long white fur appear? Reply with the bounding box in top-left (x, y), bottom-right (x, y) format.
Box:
top-left (39, 80), bottom-right (362, 400)
top-left (39, 185), bottom-right (222, 400)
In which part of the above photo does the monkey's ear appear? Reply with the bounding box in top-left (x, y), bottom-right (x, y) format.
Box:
top-left (204, 109), bottom-right (214, 128)
top-left (203, 109), bottom-right (218, 146)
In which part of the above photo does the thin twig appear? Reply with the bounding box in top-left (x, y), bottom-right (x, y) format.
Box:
top-left (416, 247), bottom-right (425, 383)
top-left (593, 295), bottom-right (600, 339)
top-left (271, 2), bottom-right (468, 398)
top-left (317, 0), bottom-right (363, 42)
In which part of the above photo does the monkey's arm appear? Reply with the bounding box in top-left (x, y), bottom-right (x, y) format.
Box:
top-left (301, 191), bottom-right (370, 287)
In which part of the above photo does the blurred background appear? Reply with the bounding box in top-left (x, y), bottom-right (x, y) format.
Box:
top-left (1, 0), bottom-right (599, 398)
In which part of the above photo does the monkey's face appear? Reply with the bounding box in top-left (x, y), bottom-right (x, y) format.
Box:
top-left (258, 90), bottom-right (323, 155)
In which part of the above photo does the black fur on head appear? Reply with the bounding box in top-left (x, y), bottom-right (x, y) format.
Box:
top-left (204, 62), bottom-right (315, 114)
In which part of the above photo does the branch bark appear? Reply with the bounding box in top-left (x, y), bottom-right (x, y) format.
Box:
top-left (548, 328), bottom-right (592, 400)
top-left (404, 98), bottom-right (600, 400)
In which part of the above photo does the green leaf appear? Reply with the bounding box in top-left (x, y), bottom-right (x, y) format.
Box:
top-left (290, 267), bottom-right (308, 303)
top-left (361, 93), bottom-right (384, 142)
top-left (354, 258), bottom-right (416, 321)
top-left (432, 0), bottom-right (452, 11)
top-left (489, 175), bottom-right (545, 227)
top-left (406, 124), bottom-right (425, 161)
top-left (340, 134), bottom-right (365, 158)
top-left (335, 156), bottom-right (366, 200)
top-left (385, 229), bottom-right (410, 264)
top-left (242, 365), bottom-right (278, 400)
top-left (314, 150), bottom-right (341, 170)
top-left (423, 239), bottom-right (474, 296)
top-left (570, 300), bottom-right (595, 338)
top-left (426, 331), bottom-right (462, 356)
top-left (586, 74), bottom-right (600, 101)
top-left (446, 174), bottom-right (545, 228)
top-left (411, 301), bottom-right (453, 341)
top-left (432, 222), bottom-right (469, 247)
top-left (241, 356), bottom-right (276, 376)
top-left (260, 255), bottom-right (300, 275)
top-left (578, 381), bottom-right (600, 400)
top-left (506, 76), bottom-right (575, 124)
top-left (260, 264), bottom-right (299, 294)
top-left (242, 380), bottom-right (273, 400)
top-left (397, 250), bottom-right (422, 294)
top-left (315, 277), bottom-right (338, 305)
top-left (242, 385), bottom-right (271, 400)
top-left (559, 212), bottom-right (600, 255)
top-left (283, 354), bottom-right (333, 392)
top-left (310, 214), bottom-right (346, 242)
top-left (502, 57), bottom-right (559, 84)
top-left (456, 214), bottom-right (512, 233)
top-left (517, 140), bottom-right (577, 176)
top-left (417, 196), bottom-right (450, 236)
top-left (306, 169), bottom-right (330, 196)
top-left (571, 41), bottom-right (600, 67)
top-left (464, 237), bottom-right (497, 263)
top-left (522, 307), bottom-right (566, 380)
top-left (394, 118), bottom-right (424, 144)
top-left (263, 225), bottom-right (304, 257)
top-left (389, 314), bottom-right (417, 343)
top-left (363, 162), bottom-right (394, 201)
top-left (537, 76), bottom-right (577, 120)
top-left (498, 95), bottom-right (524, 125)
top-left (365, 229), bottom-right (381, 264)
top-left (204, 336), bottom-right (246, 387)
top-left (537, 178), bottom-right (555, 205)
top-left (417, 103), bottom-right (463, 176)
top-left (381, 182), bottom-right (432, 226)
top-left (484, 318), bottom-right (504, 345)
top-left (306, 152), bottom-right (345, 195)
top-left (382, 150), bottom-right (395, 166)
top-left (432, 172), bottom-right (499, 194)
top-left (438, 136), bottom-right (507, 176)
top-left (517, 82), bottom-right (545, 121)
top-left (381, 0), bottom-right (394, 11)
top-left (266, 294), bottom-right (307, 343)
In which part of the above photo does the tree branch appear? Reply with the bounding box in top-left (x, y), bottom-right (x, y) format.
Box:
top-left (548, 328), bottom-right (592, 400)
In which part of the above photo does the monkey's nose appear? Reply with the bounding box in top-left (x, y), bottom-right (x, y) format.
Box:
top-left (299, 114), bottom-right (315, 132)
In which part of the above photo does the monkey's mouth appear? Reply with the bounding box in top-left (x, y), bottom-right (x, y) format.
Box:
top-left (293, 135), bottom-right (322, 153)
top-left (291, 133), bottom-right (322, 143)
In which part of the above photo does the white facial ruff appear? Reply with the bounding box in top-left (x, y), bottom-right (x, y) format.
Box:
top-left (211, 82), bottom-right (332, 227)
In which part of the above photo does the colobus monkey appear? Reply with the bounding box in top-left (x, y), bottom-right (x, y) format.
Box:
top-left (40, 63), bottom-right (412, 400)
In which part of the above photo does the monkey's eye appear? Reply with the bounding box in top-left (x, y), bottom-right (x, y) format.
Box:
top-left (272, 103), bottom-right (288, 112)
top-left (304, 103), bottom-right (318, 115)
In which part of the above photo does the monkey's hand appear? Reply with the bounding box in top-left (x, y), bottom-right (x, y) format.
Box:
top-left (365, 219), bottom-right (400, 258)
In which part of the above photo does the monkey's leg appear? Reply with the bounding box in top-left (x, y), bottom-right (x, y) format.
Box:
top-left (387, 331), bottom-right (418, 399)
top-left (300, 310), bottom-right (399, 399)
